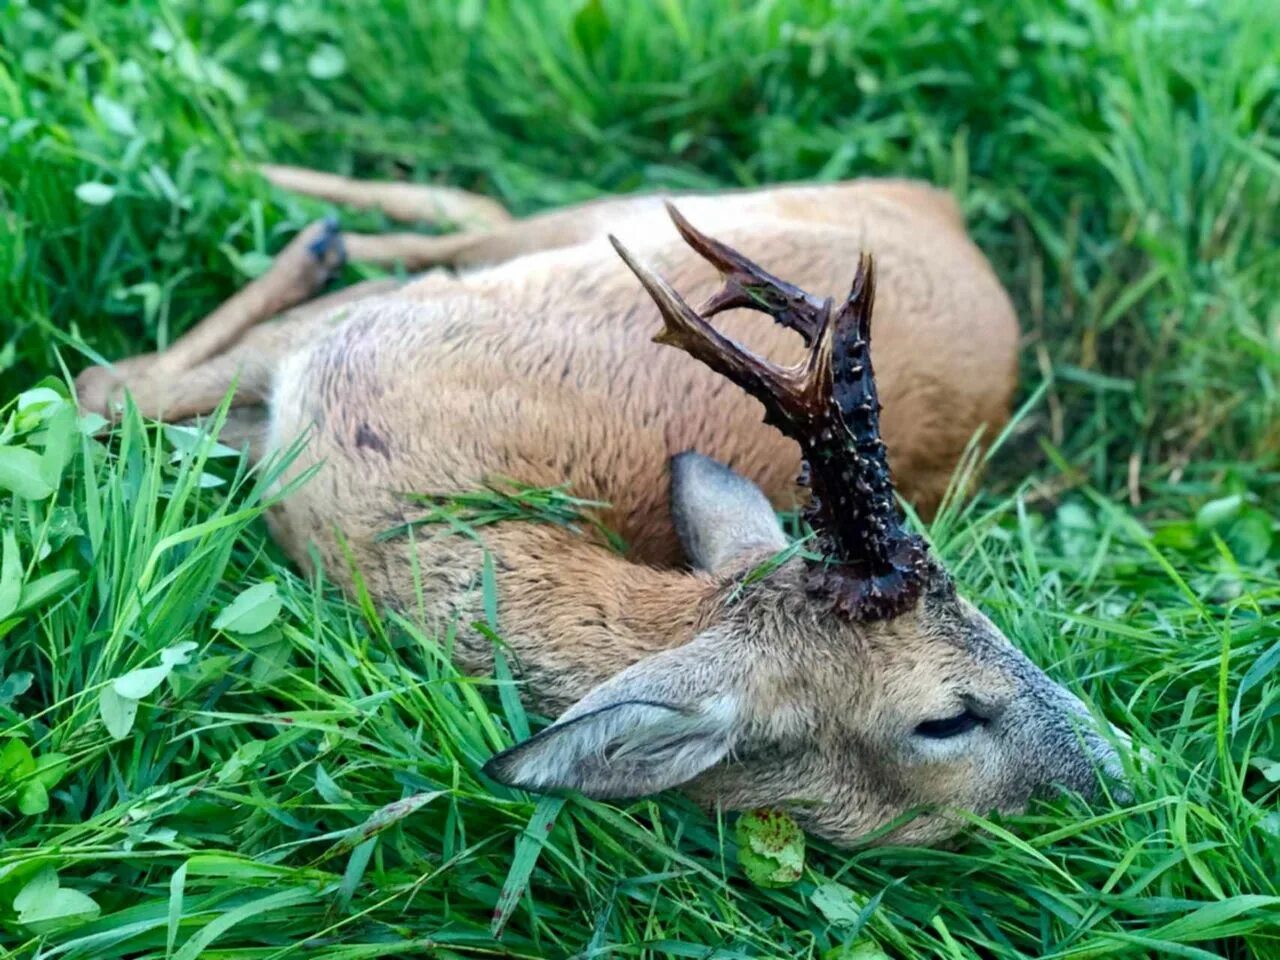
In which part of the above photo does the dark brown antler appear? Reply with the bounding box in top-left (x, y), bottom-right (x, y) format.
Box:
top-left (610, 205), bottom-right (932, 620)
top-left (665, 204), bottom-right (829, 346)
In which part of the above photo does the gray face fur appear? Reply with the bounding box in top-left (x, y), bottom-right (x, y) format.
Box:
top-left (485, 453), bottom-right (1126, 847)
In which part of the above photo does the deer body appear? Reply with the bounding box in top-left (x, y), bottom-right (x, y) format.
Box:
top-left (77, 171), bottom-right (1124, 846)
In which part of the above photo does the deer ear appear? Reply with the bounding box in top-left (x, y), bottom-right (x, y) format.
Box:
top-left (483, 633), bottom-right (742, 798)
top-left (669, 451), bottom-right (788, 574)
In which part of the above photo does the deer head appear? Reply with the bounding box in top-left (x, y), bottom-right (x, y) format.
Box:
top-left (484, 206), bottom-right (1126, 846)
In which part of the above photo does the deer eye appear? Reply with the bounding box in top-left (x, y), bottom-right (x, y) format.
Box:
top-left (914, 709), bottom-right (986, 739)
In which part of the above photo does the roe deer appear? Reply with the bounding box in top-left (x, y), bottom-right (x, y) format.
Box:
top-left (76, 168), bottom-right (1126, 846)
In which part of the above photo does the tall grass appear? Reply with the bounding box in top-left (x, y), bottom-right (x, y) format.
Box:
top-left (1, 1), bottom-right (1277, 957)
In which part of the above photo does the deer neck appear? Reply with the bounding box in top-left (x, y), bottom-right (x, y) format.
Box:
top-left (486, 526), bottom-right (721, 713)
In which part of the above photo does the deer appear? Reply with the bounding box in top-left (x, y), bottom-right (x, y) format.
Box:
top-left (75, 166), bottom-right (1127, 846)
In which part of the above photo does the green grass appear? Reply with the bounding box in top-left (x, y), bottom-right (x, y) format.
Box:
top-left (1, 0), bottom-right (1278, 957)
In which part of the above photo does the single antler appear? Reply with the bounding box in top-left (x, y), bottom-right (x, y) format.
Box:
top-left (610, 204), bottom-right (933, 619)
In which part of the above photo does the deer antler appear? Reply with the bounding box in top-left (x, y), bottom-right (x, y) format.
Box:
top-left (664, 204), bottom-right (829, 346)
top-left (610, 206), bottom-right (933, 620)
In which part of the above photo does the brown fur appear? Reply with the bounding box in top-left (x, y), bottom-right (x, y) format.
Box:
top-left (76, 174), bottom-right (1125, 847)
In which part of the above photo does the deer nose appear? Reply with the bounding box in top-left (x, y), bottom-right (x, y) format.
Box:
top-left (1042, 686), bottom-right (1134, 802)
top-left (1096, 715), bottom-right (1152, 805)
top-left (1086, 729), bottom-right (1132, 803)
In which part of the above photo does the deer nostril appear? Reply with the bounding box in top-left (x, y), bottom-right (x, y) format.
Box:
top-left (1093, 723), bottom-right (1144, 799)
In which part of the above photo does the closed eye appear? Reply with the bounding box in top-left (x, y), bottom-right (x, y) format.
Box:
top-left (914, 709), bottom-right (986, 739)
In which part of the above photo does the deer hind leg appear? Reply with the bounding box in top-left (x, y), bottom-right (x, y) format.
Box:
top-left (76, 276), bottom-right (402, 422)
top-left (319, 202), bottom-right (668, 273)
top-left (74, 204), bottom-right (521, 421)
top-left (73, 213), bottom-right (436, 422)
top-left (259, 164), bottom-right (531, 269)
top-left (259, 163), bottom-right (513, 230)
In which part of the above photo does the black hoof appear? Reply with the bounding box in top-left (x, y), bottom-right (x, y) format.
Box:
top-left (307, 216), bottom-right (346, 270)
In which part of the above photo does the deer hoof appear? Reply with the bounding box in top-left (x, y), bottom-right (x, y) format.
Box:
top-left (306, 216), bottom-right (347, 273)
top-left (75, 364), bottom-right (127, 420)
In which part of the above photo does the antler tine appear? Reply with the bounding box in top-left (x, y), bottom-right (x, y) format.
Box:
top-left (664, 202), bottom-right (829, 346)
top-left (828, 256), bottom-right (884, 461)
top-left (609, 234), bottom-right (821, 433)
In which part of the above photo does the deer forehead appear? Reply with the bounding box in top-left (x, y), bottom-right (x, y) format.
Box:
top-left (722, 587), bottom-right (1027, 719)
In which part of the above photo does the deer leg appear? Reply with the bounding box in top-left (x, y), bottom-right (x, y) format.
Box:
top-left (76, 219), bottom-right (341, 416)
top-left (338, 198), bottom-right (664, 272)
top-left (264, 166), bottom-right (689, 270)
top-left (77, 216), bottom-right (347, 410)
top-left (76, 226), bottom-right (487, 417)
top-left (76, 272), bottom-right (401, 421)
top-left (339, 230), bottom-right (508, 271)
top-left (259, 163), bottom-right (512, 230)
top-left (159, 218), bottom-right (348, 374)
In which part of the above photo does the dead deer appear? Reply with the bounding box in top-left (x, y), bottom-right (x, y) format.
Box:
top-left (76, 167), bottom-right (1126, 846)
